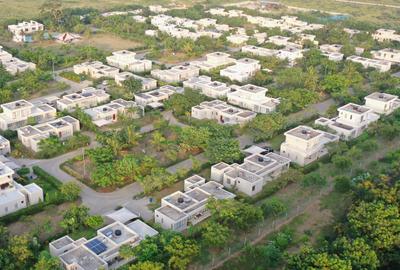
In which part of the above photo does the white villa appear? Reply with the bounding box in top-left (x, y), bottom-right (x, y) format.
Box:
top-left (8, 20), bottom-right (44, 42)
top-left (227, 34), bottom-right (249, 45)
top-left (0, 136), bottom-right (11, 155)
top-left (228, 84), bottom-right (279, 113)
top-left (154, 175), bottom-right (235, 231)
top-left (57, 88), bottom-right (110, 112)
top-left (191, 100), bottom-right (256, 126)
top-left (134, 85), bottom-right (182, 108)
top-left (106, 50), bottom-right (152, 73)
top-left (372, 29), bottom-right (400, 43)
top-left (115, 72), bottom-right (157, 91)
top-left (347, 55), bottom-right (392, 72)
top-left (364, 92), bottom-right (400, 115)
top-left (211, 152), bottom-right (290, 196)
top-left (242, 45), bottom-right (278, 57)
top-left (0, 162), bottom-right (43, 217)
top-left (319, 44), bottom-right (344, 62)
top-left (151, 65), bottom-right (200, 83)
top-left (17, 116), bottom-right (80, 152)
top-left (190, 52), bottom-right (235, 72)
top-left (371, 48), bottom-right (400, 64)
top-left (220, 58), bottom-right (261, 83)
top-left (315, 103), bottom-right (380, 140)
top-left (85, 99), bottom-right (143, 127)
top-left (0, 46), bottom-right (36, 75)
top-left (268, 35), bottom-right (291, 46)
top-left (183, 76), bottom-right (231, 99)
top-left (0, 100), bottom-right (56, 131)
top-left (280, 125), bottom-right (339, 166)
top-left (73, 61), bottom-right (120, 79)
top-left (50, 220), bottom-right (158, 270)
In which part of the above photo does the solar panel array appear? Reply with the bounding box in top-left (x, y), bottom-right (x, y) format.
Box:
top-left (85, 239), bottom-right (107, 255)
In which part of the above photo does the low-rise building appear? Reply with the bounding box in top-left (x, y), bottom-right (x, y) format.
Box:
top-left (0, 136), bottom-right (11, 155)
top-left (242, 45), bottom-right (278, 57)
top-left (268, 35), bottom-right (291, 46)
top-left (115, 72), bottom-right (157, 91)
top-left (8, 20), bottom-right (44, 42)
top-left (85, 99), bottom-right (143, 127)
top-left (211, 152), bottom-right (290, 196)
top-left (347, 55), bottom-right (392, 72)
top-left (276, 46), bottom-right (303, 65)
top-left (0, 162), bottom-right (43, 217)
top-left (227, 34), bottom-right (249, 45)
top-left (319, 44), bottom-right (343, 53)
top-left (315, 103), bottom-right (380, 140)
top-left (191, 100), bottom-right (256, 126)
top-left (220, 58), bottom-right (261, 83)
top-left (228, 84), bottom-right (279, 113)
top-left (183, 76), bottom-right (231, 99)
top-left (50, 220), bottom-right (158, 270)
top-left (134, 85), bottom-right (182, 108)
top-left (155, 176), bottom-right (235, 231)
top-left (0, 100), bottom-right (56, 131)
top-left (57, 88), bottom-right (110, 112)
top-left (190, 52), bottom-right (235, 72)
top-left (280, 125), bottom-right (339, 166)
top-left (364, 92), bottom-right (400, 115)
top-left (151, 65), bottom-right (199, 83)
top-left (0, 46), bottom-right (36, 75)
top-left (17, 116), bottom-right (80, 152)
top-left (73, 61), bottom-right (120, 79)
top-left (371, 48), bottom-right (400, 64)
top-left (372, 29), bottom-right (400, 43)
top-left (106, 50), bottom-right (152, 73)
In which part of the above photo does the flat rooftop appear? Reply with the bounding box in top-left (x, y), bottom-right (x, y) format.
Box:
top-left (60, 246), bottom-right (106, 270)
top-left (365, 92), bottom-right (397, 102)
top-left (156, 205), bottom-right (187, 221)
top-left (2, 100), bottom-right (33, 110)
top-left (198, 181), bottom-right (235, 200)
top-left (340, 103), bottom-right (370, 114)
top-left (164, 192), bottom-right (197, 210)
top-left (286, 126), bottom-right (322, 140)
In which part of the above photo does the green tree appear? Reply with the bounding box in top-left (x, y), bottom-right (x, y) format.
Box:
top-left (37, 136), bottom-right (63, 158)
top-left (9, 234), bottom-right (33, 268)
top-left (119, 244), bottom-right (136, 260)
top-left (151, 131), bottom-right (167, 152)
top-left (205, 137), bottom-right (242, 163)
top-left (60, 205), bottom-right (90, 233)
top-left (246, 113), bottom-right (286, 141)
top-left (129, 261), bottom-right (164, 270)
top-left (165, 235), bottom-right (200, 270)
top-left (302, 172), bottom-right (327, 187)
top-left (123, 78), bottom-right (143, 94)
top-left (84, 215), bottom-right (104, 229)
top-left (332, 155), bottom-right (352, 169)
top-left (60, 182), bottom-right (81, 201)
top-left (334, 176), bottom-right (352, 193)
top-left (33, 250), bottom-right (62, 270)
top-left (261, 198), bottom-right (287, 218)
top-left (202, 221), bottom-right (231, 248)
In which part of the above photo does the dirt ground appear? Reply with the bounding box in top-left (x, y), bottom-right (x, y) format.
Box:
top-left (7, 201), bottom-right (79, 242)
top-left (79, 33), bottom-right (143, 52)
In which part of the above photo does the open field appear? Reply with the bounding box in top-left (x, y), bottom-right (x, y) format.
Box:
top-left (281, 0), bottom-right (400, 26)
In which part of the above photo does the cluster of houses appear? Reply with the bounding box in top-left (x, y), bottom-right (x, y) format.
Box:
top-left (7, 20), bottom-right (44, 43)
top-left (0, 46), bottom-right (36, 75)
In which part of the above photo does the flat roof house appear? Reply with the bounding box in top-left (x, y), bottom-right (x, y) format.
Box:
top-left (50, 220), bottom-right (158, 270)
top-left (228, 84), bottom-right (280, 113)
top-left (220, 58), bottom-right (261, 83)
top-left (280, 125), bottom-right (339, 166)
top-left (371, 48), bottom-right (400, 64)
top-left (191, 100), bottom-right (256, 126)
top-left (347, 55), bottom-right (392, 72)
top-left (151, 65), bottom-right (200, 83)
top-left (372, 29), bottom-right (400, 43)
top-left (268, 35), bottom-right (291, 46)
top-left (85, 99), bottom-right (143, 127)
top-left (0, 47), bottom-right (36, 75)
top-left (0, 136), bottom-right (11, 155)
top-left (134, 85), bottom-right (182, 109)
top-left (211, 152), bottom-right (290, 196)
top-left (0, 161), bottom-right (43, 217)
top-left (0, 100), bottom-right (56, 131)
top-left (364, 92), bottom-right (400, 115)
top-left (276, 46), bottom-right (304, 65)
top-left (115, 72), bottom-right (157, 91)
top-left (73, 61), bottom-right (120, 79)
top-left (242, 45), bottom-right (278, 58)
top-left (8, 20), bottom-right (44, 42)
top-left (190, 52), bottom-right (235, 72)
top-left (57, 87), bottom-right (110, 112)
top-left (17, 116), bottom-right (80, 152)
top-left (106, 50), bottom-right (152, 73)
top-left (227, 34), bottom-right (250, 45)
top-left (315, 103), bottom-right (380, 140)
top-left (183, 76), bottom-right (231, 99)
top-left (154, 175), bottom-right (235, 231)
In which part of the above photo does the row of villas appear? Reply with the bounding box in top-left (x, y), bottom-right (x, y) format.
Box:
top-left (0, 46), bottom-right (36, 75)
top-left (281, 92), bottom-right (400, 166)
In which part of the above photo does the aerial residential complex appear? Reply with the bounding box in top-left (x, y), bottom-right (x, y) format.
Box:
top-left (50, 219), bottom-right (158, 270)
top-left (346, 55), bottom-right (392, 72)
top-left (211, 152), bottom-right (290, 196)
top-left (114, 72), bottom-right (157, 91)
top-left (73, 61), bottom-right (120, 79)
top-left (183, 76), bottom-right (231, 99)
top-left (0, 162), bottom-right (43, 217)
top-left (220, 58), bottom-right (261, 83)
top-left (151, 65), bottom-right (200, 83)
top-left (280, 125), bottom-right (339, 166)
top-left (84, 99), bottom-right (143, 127)
top-left (17, 116), bottom-right (80, 152)
top-left (154, 175), bottom-right (235, 231)
top-left (191, 100), bottom-right (257, 125)
top-left (56, 87), bottom-right (110, 112)
top-left (0, 100), bottom-right (56, 131)
top-left (0, 46), bottom-right (36, 75)
top-left (134, 85), bottom-right (182, 108)
top-left (371, 48), bottom-right (400, 64)
top-left (106, 50), bottom-right (152, 73)
top-left (8, 20), bottom-right (44, 42)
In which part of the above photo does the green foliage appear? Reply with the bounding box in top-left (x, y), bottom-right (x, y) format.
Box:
top-left (334, 176), bottom-right (352, 193)
top-left (261, 198), bottom-right (287, 218)
top-left (201, 221), bottom-right (231, 248)
top-left (246, 113), bottom-right (286, 141)
top-left (84, 215), bottom-right (104, 229)
top-left (332, 154), bottom-right (352, 169)
top-left (59, 205), bottom-right (90, 233)
top-left (33, 250), bottom-right (63, 270)
top-left (164, 88), bottom-right (207, 116)
top-left (123, 77), bottom-right (143, 94)
top-left (129, 261), bottom-right (164, 270)
top-left (302, 172), bottom-right (327, 188)
top-left (205, 137), bottom-right (242, 164)
top-left (60, 182), bottom-right (81, 201)
top-left (37, 133), bottom-right (90, 158)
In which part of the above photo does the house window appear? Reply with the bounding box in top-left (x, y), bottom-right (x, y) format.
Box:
top-left (252, 186), bottom-right (255, 191)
